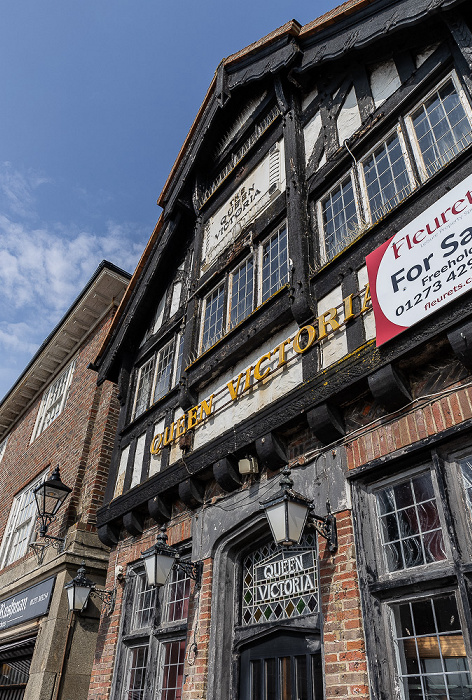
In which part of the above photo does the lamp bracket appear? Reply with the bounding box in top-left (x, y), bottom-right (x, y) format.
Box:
top-left (30, 534), bottom-right (66, 564)
top-left (308, 502), bottom-right (338, 553)
top-left (175, 558), bottom-right (203, 588)
top-left (91, 587), bottom-right (116, 616)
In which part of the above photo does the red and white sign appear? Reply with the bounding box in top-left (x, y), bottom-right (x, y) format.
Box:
top-left (366, 174), bottom-right (472, 346)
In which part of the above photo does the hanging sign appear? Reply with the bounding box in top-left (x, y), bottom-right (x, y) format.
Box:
top-left (366, 173), bottom-right (472, 346)
top-left (254, 550), bottom-right (317, 603)
top-left (0, 577), bottom-right (55, 631)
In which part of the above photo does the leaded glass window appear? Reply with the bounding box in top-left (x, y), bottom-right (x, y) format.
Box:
top-left (376, 472), bottom-right (446, 572)
top-left (123, 645), bottom-right (148, 700)
top-left (410, 80), bottom-right (472, 178)
top-left (362, 130), bottom-right (413, 223)
top-left (230, 257), bottom-right (254, 328)
top-left (261, 227), bottom-right (289, 303)
top-left (392, 594), bottom-right (472, 700)
top-left (133, 356), bottom-right (156, 419)
top-left (153, 340), bottom-right (175, 403)
top-left (321, 175), bottom-right (358, 261)
top-left (241, 534), bottom-right (318, 626)
top-left (164, 566), bottom-right (191, 623)
top-left (159, 640), bottom-right (186, 700)
top-left (133, 572), bottom-right (157, 629)
top-left (202, 284), bottom-right (225, 352)
top-left (459, 456), bottom-right (472, 512)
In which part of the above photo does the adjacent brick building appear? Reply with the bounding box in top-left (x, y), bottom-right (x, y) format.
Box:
top-left (88, 1), bottom-right (472, 699)
top-left (0, 261), bottom-right (130, 700)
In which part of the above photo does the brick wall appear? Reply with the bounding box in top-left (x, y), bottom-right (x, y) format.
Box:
top-left (0, 311), bottom-right (121, 552)
top-left (319, 510), bottom-right (369, 699)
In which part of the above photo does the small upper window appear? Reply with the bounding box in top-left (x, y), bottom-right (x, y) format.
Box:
top-left (199, 225), bottom-right (289, 354)
top-left (408, 78), bottom-right (472, 179)
top-left (361, 128), bottom-right (413, 224)
top-left (0, 471), bottom-right (46, 569)
top-left (0, 436), bottom-right (8, 463)
top-left (31, 361), bottom-right (76, 441)
top-left (132, 334), bottom-right (183, 420)
top-left (459, 456), bottom-right (472, 512)
top-left (375, 471), bottom-right (446, 572)
top-left (320, 175), bottom-right (359, 261)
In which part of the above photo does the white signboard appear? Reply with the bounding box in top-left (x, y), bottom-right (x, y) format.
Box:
top-left (200, 140), bottom-right (285, 274)
top-left (367, 174), bottom-right (472, 345)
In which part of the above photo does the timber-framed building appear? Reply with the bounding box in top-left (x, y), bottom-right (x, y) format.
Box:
top-left (89, 1), bottom-right (472, 698)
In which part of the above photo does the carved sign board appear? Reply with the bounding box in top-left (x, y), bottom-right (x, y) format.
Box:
top-left (200, 140), bottom-right (286, 275)
top-left (367, 173), bottom-right (472, 346)
top-left (0, 577), bottom-right (55, 631)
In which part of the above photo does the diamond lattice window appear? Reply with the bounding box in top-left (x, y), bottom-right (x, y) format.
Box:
top-left (241, 534), bottom-right (318, 626)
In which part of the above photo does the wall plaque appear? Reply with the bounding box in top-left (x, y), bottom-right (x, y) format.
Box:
top-left (0, 577), bottom-right (55, 631)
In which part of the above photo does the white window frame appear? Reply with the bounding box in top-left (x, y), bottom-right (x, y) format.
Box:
top-left (358, 124), bottom-right (416, 225)
top-left (404, 71), bottom-right (472, 182)
top-left (317, 172), bottom-right (363, 264)
top-left (0, 470), bottom-right (47, 569)
top-left (199, 224), bottom-right (289, 354)
top-left (31, 360), bottom-right (76, 442)
top-left (0, 436), bottom-right (8, 463)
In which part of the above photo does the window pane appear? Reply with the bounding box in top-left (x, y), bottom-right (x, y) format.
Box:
top-left (321, 176), bottom-right (358, 261)
top-left (261, 227), bottom-right (289, 302)
top-left (124, 645), bottom-right (148, 700)
top-left (161, 640), bottom-right (186, 700)
top-left (230, 258), bottom-right (254, 328)
top-left (376, 472), bottom-right (446, 572)
top-left (133, 572), bottom-right (157, 629)
top-left (459, 456), bottom-right (472, 511)
top-left (412, 80), bottom-right (472, 177)
top-left (164, 566), bottom-right (191, 623)
top-left (201, 284), bottom-right (225, 352)
top-left (363, 132), bottom-right (412, 222)
top-left (153, 341), bottom-right (175, 403)
top-left (133, 356), bottom-right (156, 419)
top-left (393, 595), bottom-right (472, 700)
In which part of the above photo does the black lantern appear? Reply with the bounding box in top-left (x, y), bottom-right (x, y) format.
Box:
top-left (33, 466), bottom-right (72, 537)
top-left (141, 526), bottom-right (203, 588)
top-left (64, 562), bottom-right (116, 615)
top-left (261, 466), bottom-right (337, 552)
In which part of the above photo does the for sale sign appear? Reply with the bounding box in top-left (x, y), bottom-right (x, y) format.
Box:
top-left (366, 174), bottom-right (472, 346)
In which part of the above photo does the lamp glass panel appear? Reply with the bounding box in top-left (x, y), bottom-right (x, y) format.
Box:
top-left (68, 584), bottom-right (91, 612)
top-left (286, 501), bottom-right (309, 545)
top-left (143, 552), bottom-right (175, 587)
top-left (44, 487), bottom-right (65, 516)
top-left (265, 502), bottom-right (288, 544)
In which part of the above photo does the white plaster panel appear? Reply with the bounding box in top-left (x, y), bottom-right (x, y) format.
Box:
top-left (304, 111), bottom-right (322, 166)
top-left (200, 140), bottom-right (286, 275)
top-left (415, 43), bottom-right (440, 68)
top-left (152, 291), bottom-right (166, 334)
top-left (131, 433), bottom-right (146, 489)
top-left (369, 60), bottom-right (401, 108)
top-left (170, 409), bottom-right (185, 466)
top-left (337, 86), bottom-right (362, 145)
top-left (302, 86), bottom-right (318, 112)
top-left (149, 418), bottom-right (165, 476)
top-left (357, 265), bottom-right (376, 341)
top-left (318, 286), bottom-right (347, 368)
top-left (170, 281), bottom-right (182, 317)
top-left (114, 445), bottom-right (130, 498)
top-left (319, 151), bottom-right (326, 169)
top-left (193, 322), bottom-right (301, 450)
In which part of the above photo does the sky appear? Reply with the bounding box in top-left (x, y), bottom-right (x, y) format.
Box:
top-left (0, 0), bottom-right (340, 400)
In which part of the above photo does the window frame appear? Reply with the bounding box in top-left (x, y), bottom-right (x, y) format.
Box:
top-left (0, 470), bottom-right (47, 569)
top-left (316, 171), bottom-right (363, 264)
top-left (198, 223), bottom-right (289, 355)
top-left (31, 360), bottom-right (76, 442)
top-left (0, 435), bottom-right (8, 463)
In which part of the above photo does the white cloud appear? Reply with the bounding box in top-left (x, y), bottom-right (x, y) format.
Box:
top-left (0, 164), bottom-right (149, 398)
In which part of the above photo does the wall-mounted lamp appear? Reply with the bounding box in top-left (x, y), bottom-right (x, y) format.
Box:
top-left (30, 466), bottom-right (72, 563)
top-left (141, 526), bottom-right (203, 588)
top-left (260, 466), bottom-right (337, 552)
top-left (64, 563), bottom-right (116, 615)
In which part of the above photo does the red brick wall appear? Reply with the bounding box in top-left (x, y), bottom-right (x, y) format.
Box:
top-left (345, 383), bottom-right (472, 470)
top-left (0, 312), bottom-right (121, 554)
top-left (319, 510), bottom-right (369, 699)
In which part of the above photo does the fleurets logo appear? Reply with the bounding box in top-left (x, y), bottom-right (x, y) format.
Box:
top-left (367, 173), bottom-right (472, 346)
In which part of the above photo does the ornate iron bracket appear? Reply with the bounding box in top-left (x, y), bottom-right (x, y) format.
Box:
top-left (308, 501), bottom-right (338, 553)
top-left (175, 558), bottom-right (203, 588)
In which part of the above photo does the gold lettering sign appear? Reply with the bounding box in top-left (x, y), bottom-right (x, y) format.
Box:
top-left (150, 286), bottom-right (371, 455)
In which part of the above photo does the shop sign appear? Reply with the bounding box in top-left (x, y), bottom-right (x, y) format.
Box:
top-left (150, 284), bottom-right (371, 455)
top-left (366, 173), bottom-right (472, 346)
top-left (255, 550), bottom-right (316, 603)
top-left (0, 577), bottom-right (55, 631)
top-left (200, 140), bottom-right (285, 274)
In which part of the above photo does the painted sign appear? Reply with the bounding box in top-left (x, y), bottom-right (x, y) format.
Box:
top-left (0, 577), bottom-right (55, 631)
top-left (255, 550), bottom-right (316, 603)
top-left (151, 284), bottom-right (371, 455)
top-left (366, 174), bottom-right (472, 346)
top-left (200, 140), bottom-right (285, 274)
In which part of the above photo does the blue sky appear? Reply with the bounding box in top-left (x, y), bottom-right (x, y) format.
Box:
top-left (0, 0), bottom-right (339, 399)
